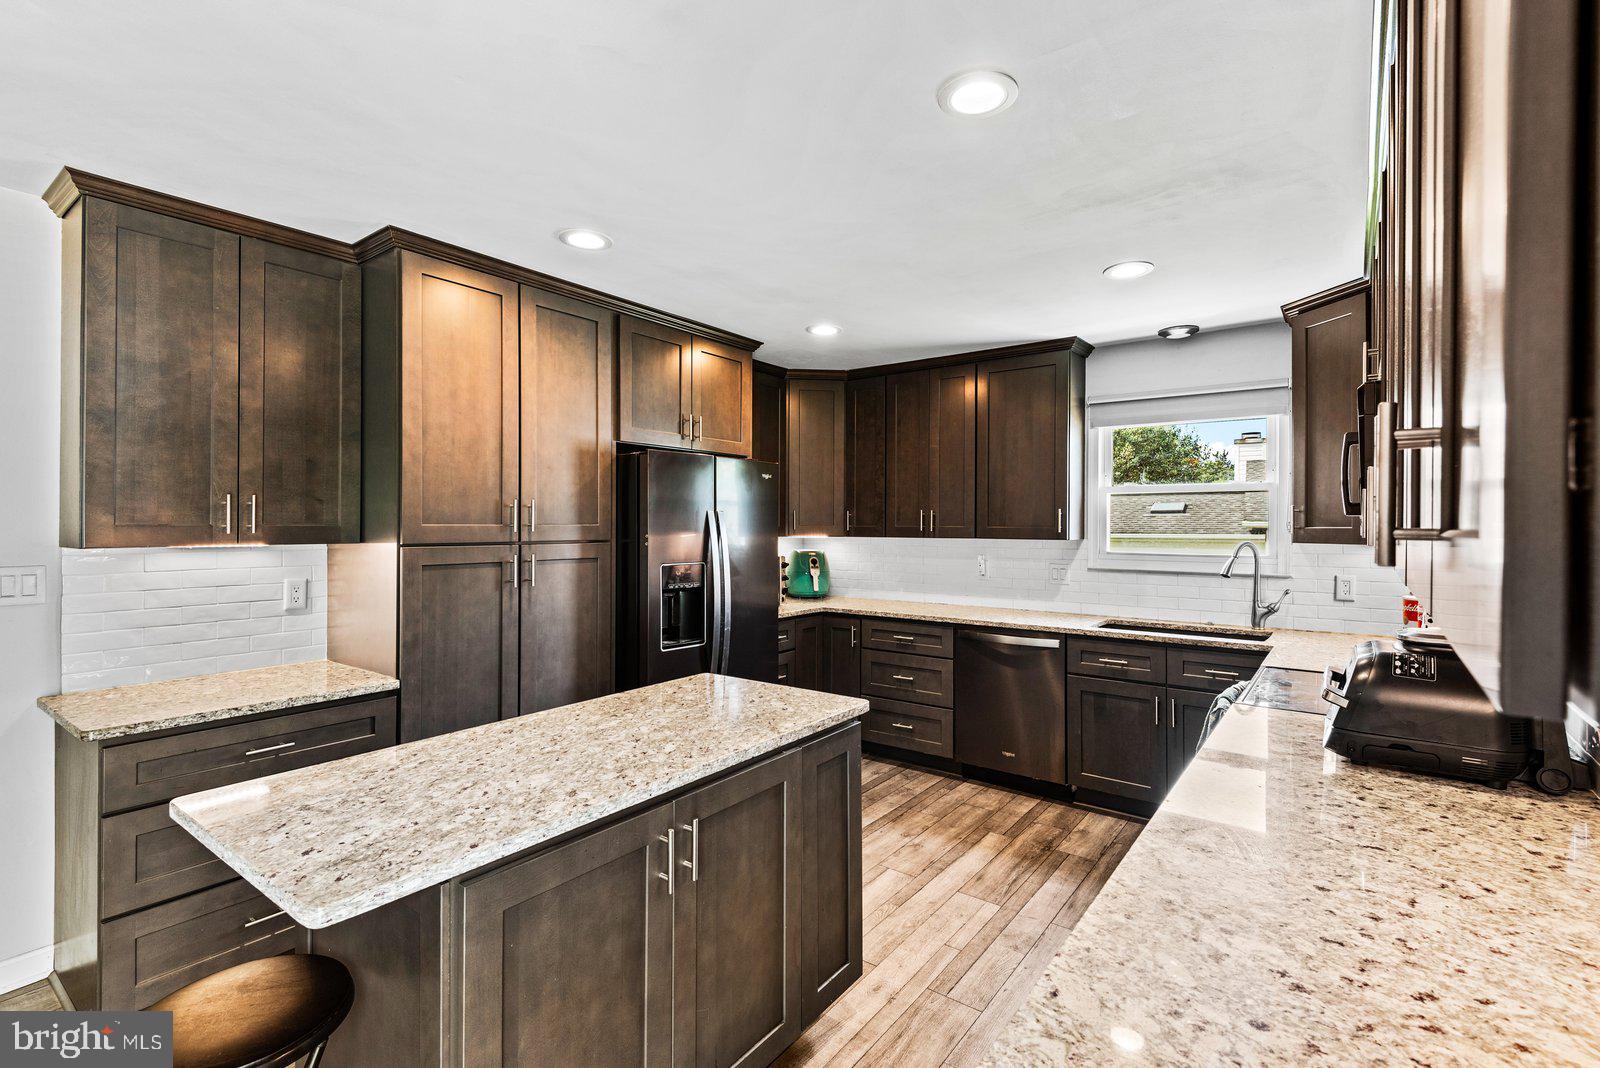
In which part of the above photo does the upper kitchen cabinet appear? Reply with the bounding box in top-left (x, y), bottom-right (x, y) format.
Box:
top-left (1282, 279), bottom-right (1369, 545)
top-left (752, 364), bottom-right (785, 465)
top-left (844, 376), bottom-right (886, 537)
top-left (519, 286), bottom-right (615, 543)
top-left (618, 315), bottom-right (754, 456)
top-left (885, 365), bottom-right (975, 537)
top-left (975, 346), bottom-right (1087, 539)
top-left (51, 172), bottom-right (361, 548)
top-left (784, 376), bottom-right (846, 536)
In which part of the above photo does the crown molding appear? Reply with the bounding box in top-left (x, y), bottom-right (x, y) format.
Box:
top-left (1280, 277), bottom-right (1370, 320)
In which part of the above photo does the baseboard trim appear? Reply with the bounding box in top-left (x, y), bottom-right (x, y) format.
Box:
top-left (0, 946), bottom-right (52, 997)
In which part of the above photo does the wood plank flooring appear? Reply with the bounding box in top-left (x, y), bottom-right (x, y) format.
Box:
top-left (778, 756), bottom-right (1141, 1068)
top-left (0, 757), bottom-right (1142, 1068)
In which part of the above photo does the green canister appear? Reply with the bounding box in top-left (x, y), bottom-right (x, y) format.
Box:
top-left (787, 550), bottom-right (829, 598)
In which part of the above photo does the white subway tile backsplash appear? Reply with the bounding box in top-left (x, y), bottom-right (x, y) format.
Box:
top-left (59, 545), bottom-right (330, 691)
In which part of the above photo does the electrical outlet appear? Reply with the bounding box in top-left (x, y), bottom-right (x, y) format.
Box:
top-left (1333, 575), bottom-right (1355, 602)
top-left (1048, 564), bottom-right (1070, 584)
top-left (284, 578), bottom-right (311, 614)
top-left (976, 554), bottom-right (987, 578)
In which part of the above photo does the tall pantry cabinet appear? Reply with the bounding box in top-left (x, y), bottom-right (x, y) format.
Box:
top-left (332, 246), bottom-right (614, 742)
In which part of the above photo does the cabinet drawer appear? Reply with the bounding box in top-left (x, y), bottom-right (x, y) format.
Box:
top-left (100, 879), bottom-right (303, 1010)
top-left (101, 805), bottom-right (236, 919)
top-left (860, 650), bottom-right (953, 709)
top-left (777, 620), bottom-right (797, 652)
top-left (1066, 639), bottom-right (1165, 684)
top-left (1164, 647), bottom-right (1265, 693)
top-left (862, 619), bottom-right (954, 658)
top-left (101, 696), bottom-right (397, 814)
top-left (777, 648), bottom-right (797, 685)
top-left (863, 698), bottom-right (952, 758)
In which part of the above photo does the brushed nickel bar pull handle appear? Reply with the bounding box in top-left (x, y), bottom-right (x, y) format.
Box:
top-left (891, 722), bottom-right (915, 731)
top-left (850, 625), bottom-right (857, 648)
top-left (1154, 697), bottom-right (1161, 726)
top-left (247, 494), bottom-right (258, 534)
top-left (930, 510), bottom-right (936, 534)
top-left (791, 509), bottom-right (797, 532)
top-left (891, 674), bottom-right (915, 682)
top-left (244, 741), bottom-right (296, 757)
top-left (243, 910), bottom-right (286, 929)
top-left (1058, 507), bottom-right (1063, 534)
top-left (681, 819), bottom-right (700, 881)
top-left (508, 554), bottom-right (518, 586)
top-left (527, 498), bottom-right (536, 534)
top-left (1097, 657), bottom-right (1129, 666)
top-left (658, 831), bottom-right (674, 894)
top-left (777, 670), bottom-right (789, 681)
top-left (1203, 668), bottom-right (1240, 678)
top-left (891, 634), bottom-right (918, 643)
top-left (694, 414), bottom-right (703, 441)
top-left (1169, 698), bottom-right (1176, 729)
top-left (526, 552), bottom-right (535, 586)
top-left (222, 493), bottom-right (232, 534)
top-left (845, 510), bottom-right (852, 532)
top-left (509, 498), bottom-right (519, 537)
top-left (1001, 750), bottom-right (1017, 758)
top-left (919, 509), bottom-right (924, 532)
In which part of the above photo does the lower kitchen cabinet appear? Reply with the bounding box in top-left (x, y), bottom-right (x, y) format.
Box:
top-left (1166, 686), bottom-right (1217, 790)
top-left (449, 727), bottom-right (857, 1068)
top-left (819, 616), bottom-right (861, 696)
top-left (517, 542), bottom-right (614, 714)
top-left (788, 616), bottom-right (823, 690)
top-left (1067, 677), bottom-right (1167, 805)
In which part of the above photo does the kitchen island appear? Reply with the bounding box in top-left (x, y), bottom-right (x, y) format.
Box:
top-left (980, 668), bottom-right (1600, 1065)
top-left (171, 674), bottom-right (868, 1067)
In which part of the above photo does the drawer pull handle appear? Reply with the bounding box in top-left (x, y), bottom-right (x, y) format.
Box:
top-left (244, 741), bottom-right (297, 757)
top-left (1096, 657), bottom-right (1130, 666)
top-left (890, 722), bottom-right (915, 731)
top-left (242, 910), bottom-right (286, 929)
top-left (777, 671), bottom-right (788, 680)
top-left (1203, 668), bottom-right (1240, 678)
top-left (890, 634), bottom-right (919, 642)
top-left (1001, 750), bottom-right (1016, 758)
top-left (890, 674), bottom-right (915, 682)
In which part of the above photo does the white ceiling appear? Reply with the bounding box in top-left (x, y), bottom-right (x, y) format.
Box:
top-left (0, 0), bottom-right (1373, 368)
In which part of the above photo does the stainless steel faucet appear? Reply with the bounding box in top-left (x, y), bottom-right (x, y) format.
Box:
top-left (1220, 542), bottom-right (1291, 629)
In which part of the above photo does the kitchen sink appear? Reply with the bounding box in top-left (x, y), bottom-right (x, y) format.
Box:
top-left (1095, 618), bottom-right (1271, 642)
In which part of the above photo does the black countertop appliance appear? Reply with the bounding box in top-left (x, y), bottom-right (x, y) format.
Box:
top-left (1321, 633), bottom-right (1534, 788)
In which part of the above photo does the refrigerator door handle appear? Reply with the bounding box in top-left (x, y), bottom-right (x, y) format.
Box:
top-left (706, 510), bottom-right (725, 673)
top-left (714, 508), bottom-right (734, 674)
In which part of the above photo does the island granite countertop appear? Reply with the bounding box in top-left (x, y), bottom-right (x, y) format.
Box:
top-left (37, 659), bottom-right (399, 741)
top-left (981, 671), bottom-right (1600, 1065)
top-left (779, 595), bottom-right (1379, 673)
top-left (170, 674), bottom-right (866, 929)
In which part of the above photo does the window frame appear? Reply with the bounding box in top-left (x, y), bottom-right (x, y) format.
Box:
top-left (1085, 412), bottom-right (1290, 575)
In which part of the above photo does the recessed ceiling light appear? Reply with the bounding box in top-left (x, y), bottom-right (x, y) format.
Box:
top-left (936, 70), bottom-right (1019, 117)
top-left (1103, 260), bottom-right (1155, 280)
top-left (806, 323), bottom-right (842, 337)
top-left (557, 228), bottom-right (612, 251)
top-left (1158, 324), bottom-right (1200, 340)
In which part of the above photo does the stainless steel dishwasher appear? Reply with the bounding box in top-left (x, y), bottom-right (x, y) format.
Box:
top-left (954, 629), bottom-right (1068, 784)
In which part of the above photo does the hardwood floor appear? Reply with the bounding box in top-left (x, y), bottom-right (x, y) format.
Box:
top-left (779, 755), bottom-right (1141, 1068)
top-left (0, 757), bottom-right (1141, 1068)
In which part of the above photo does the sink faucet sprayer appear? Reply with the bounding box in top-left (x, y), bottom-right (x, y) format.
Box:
top-left (1220, 542), bottom-right (1291, 629)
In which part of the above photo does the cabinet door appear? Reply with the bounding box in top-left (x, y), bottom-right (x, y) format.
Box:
top-left (399, 545), bottom-right (518, 742)
top-left (793, 617), bottom-right (823, 691)
top-left (1289, 285), bottom-right (1367, 544)
top-left (519, 542), bottom-right (614, 714)
top-left (844, 377), bottom-right (886, 536)
top-left (690, 338), bottom-right (754, 457)
top-left (1165, 686), bottom-right (1217, 793)
top-left (1067, 677), bottom-right (1166, 803)
top-left (618, 315), bottom-right (693, 449)
top-left (672, 751), bottom-right (804, 1068)
top-left (79, 198), bottom-right (239, 547)
top-left (461, 805), bottom-right (674, 1068)
top-left (399, 254), bottom-right (519, 545)
top-left (784, 379), bottom-right (846, 535)
top-left (819, 616), bottom-right (861, 697)
top-left (976, 352), bottom-right (1078, 539)
top-left (928, 363), bottom-right (976, 538)
top-left (752, 369), bottom-right (785, 465)
top-left (776, 647), bottom-right (797, 686)
top-left (800, 725), bottom-right (862, 1018)
top-left (238, 238), bottom-right (361, 544)
top-left (884, 370), bottom-right (932, 537)
top-left (520, 286), bottom-right (615, 542)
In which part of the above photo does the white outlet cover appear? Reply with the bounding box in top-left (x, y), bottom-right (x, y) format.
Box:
top-left (1333, 575), bottom-right (1355, 602)
top-left (976, 554), bottom-right (987, 577)
top-left (284, 577), bottom-right (311, 614)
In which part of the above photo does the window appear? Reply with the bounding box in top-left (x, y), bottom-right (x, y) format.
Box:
top-left (1085, 408), bottom-right (1287, 574)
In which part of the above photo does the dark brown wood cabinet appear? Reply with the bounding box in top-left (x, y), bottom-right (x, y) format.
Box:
top-left (885, 365), bottom-right (975, 537)
top-left (784, 377), bottom-right (847, 535)
top-left (459, 805), bottom-right (675, 1067)
top-left (1165, 686), bottom-right (1217, 791)
top-left (1284, 280), bottom-right (1369, 545)
top-left (799, 725), bottom-right (863, 1019)
top-left (885, 370), bottom-right (932, 537)
top-left (618, 316), bottom-right (754, 457)
top-left (59, 196), bottom-right (361, 548)
top-left (518, 542), bottom-right (614, 714)
top-left (845, 377), bottom-right (886, 536)
top-left (819, 616), bottom-right (861, 697)
top-left (752, 368), bottom-right (785, 465)
top-left (976, 349), bottom-right (1084, 539)
top-left (519, 286), bottom-right (615, 543)
top-left (1067, 676), bottom-right (1167, 805)
top-left (790, 616), bottom-right (823, 691)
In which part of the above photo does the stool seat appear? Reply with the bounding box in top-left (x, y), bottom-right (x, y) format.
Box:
top-left (150, 954), bottom-right (354, 1068)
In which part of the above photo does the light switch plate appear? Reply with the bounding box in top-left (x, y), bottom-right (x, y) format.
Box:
top-left (284, 578), bottom-right (311, 614)
top-left (976, 554), bottom-right (987, 578)
top-left (0, 565), bottom-right (47, 607)
top-left (1048, 564), bottom-right (1070, 584)
top-left (1333, 575), bottom-right (1355, 602)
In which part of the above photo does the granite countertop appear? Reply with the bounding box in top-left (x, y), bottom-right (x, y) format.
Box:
top-left (780, 595), bottom-right (1380, 673)
top-left (983, 674), bottom-right (1600, 1065)
top-left (170, 674), bottom-right (866, 929)
top-left (37, 660), bottom-right (400, 741)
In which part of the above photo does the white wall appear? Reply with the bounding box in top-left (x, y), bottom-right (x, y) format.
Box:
top-left (61, 547), bottom-right (328, 692)
top-left (1087, 320), bottom-right (1290, 400)
top-left (0, 187), bottom-right (61, 990)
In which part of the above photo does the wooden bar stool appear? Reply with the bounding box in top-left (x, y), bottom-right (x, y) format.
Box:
top-left (150, 954), bottom-right (354, 1068)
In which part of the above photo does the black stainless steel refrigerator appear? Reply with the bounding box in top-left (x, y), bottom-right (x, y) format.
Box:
top-left (617, 449), bottom-right (779, 687)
